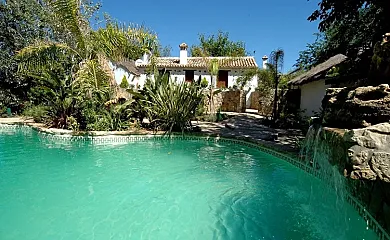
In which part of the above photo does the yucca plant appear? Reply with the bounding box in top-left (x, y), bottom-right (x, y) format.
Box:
top-left (141, 75), bottom-right (204, 133)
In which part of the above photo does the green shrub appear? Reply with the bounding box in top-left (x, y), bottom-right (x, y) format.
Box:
top-left (66, 116), bottom-right (79, 131)
top-left (119, 75), bottom-right (129, 89)
top-left (142, 76), bottom-right (204, 132)
top-left (215, 109), bottom-right (228, 122)
top-left (0, 106), bottom-right (6, 117)
top-left (200, 77), bottom-right (209, 88)
top-left (22, 105), bottom-right (50, 123)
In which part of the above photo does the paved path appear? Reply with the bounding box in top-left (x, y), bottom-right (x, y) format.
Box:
top-left (192, 113), bottom-right (304, 155)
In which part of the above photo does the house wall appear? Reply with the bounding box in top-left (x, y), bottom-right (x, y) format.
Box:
top-left (114, 67), bottom-right (259, 110)
top-left (136, 68), bottom-right (257, 101)
top-left (136, 68), bottom-right (256, 87)
top-left (300, 80), bottom-right (331, 117)
top-left (108, 62), bottom-right (137, 87)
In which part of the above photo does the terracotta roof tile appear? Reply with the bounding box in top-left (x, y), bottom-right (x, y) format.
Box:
top-left (136, 57), bottom-right (258, 69)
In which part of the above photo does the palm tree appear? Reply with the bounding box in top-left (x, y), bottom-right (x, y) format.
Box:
top-left (207, 59), bottom-right (219, 119)
top-left (239, 49), bottom-right (284, 120)
top-left (269, 49), bottom-right (284, 122)
top-left (16, 0), bottom-right (158, 128)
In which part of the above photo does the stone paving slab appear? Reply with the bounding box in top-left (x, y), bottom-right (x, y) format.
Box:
top-left (192, 113), bottom-right (304, 155)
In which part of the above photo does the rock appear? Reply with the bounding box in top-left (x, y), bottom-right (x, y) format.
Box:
top-left (343, 123), bottom-right (390, 182)
top-left (347, 145), bottom-right (372, 165)
top-left (322, 84), bottom-right (390, 128)
top-left (344, 122), bottom-right (390, 150)
top-left (371, 152), bottom-right (390, 182)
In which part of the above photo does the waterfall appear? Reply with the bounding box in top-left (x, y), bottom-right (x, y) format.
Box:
top-left (300, 125), bottom-right (347, 203)
top-left (300, 124), bottom-right (390, 239)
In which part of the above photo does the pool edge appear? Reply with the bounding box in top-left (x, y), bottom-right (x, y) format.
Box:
top-left (1, 123), bottom-right (389, 240)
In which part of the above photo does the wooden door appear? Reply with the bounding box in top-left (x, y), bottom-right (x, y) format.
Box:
top-left (185, 70), bottom-right (194, 82)
top-left (217, 70), bottom-right (228, 88)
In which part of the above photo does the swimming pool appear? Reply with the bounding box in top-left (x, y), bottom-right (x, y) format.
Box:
top-left (0, 126), bottom-right (377, 239)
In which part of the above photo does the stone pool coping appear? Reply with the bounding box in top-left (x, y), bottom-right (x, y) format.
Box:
top-left (1, 119), bottom-right (389, 239)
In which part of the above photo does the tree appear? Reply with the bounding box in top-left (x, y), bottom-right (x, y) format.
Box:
top-left (0, 0), bottom-right (53, 108)
top-left (302, 0), bottom-right (390, 70)
top-left (239, 51), bottom-right (288, 120)
top-left (297, 6), bottom-right (380, 75)
top-left (308, 0), bottom-right (390, 41)
top-left (268, 49), bottom-right (284, 122)
top-left (16, 0), bottom-right (158, 129)
top-left (190, 31), bottom-right (247, 57)
top-left (207, 59), bottom-right (219, 119)
top-left (294, 33), bottom-right (326, 70)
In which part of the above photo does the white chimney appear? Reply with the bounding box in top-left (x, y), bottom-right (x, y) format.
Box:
top-left (179, 43), bottom-right (188, 65)
top-left (262, 55), bottom-right (268, 69)
top-left (142, 51), bottom-right (150, 64)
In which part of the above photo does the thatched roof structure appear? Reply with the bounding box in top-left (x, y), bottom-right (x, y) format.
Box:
top-left (289, 54), bottom-right (348, 86)
top-left (114, 60), bottom-right (140, 76)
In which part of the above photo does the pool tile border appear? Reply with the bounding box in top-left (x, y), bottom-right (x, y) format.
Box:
top-left (1, 123), bottom-right (389, 239)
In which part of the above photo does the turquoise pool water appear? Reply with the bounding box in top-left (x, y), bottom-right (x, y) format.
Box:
top-left (0, 127), bottom-right (377, 240)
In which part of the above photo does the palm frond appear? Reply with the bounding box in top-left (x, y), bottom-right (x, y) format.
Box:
top-left (92, 24), bottom-right (131, 61)
top-left (48, 0), bottom-right (86, 54)
top-left (208, 59), bottom-right (219, 76)
top-left (17, 41), bottom-right (78, 74)
top-left (92, 23), bottom-right (158, 61)
top-left (74, 59), bottom-right (111, 101)
top-left (269, 48), bottom-right (285, 73)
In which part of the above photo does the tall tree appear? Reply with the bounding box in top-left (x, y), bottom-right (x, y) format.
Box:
top-left (16, 0), bottom-right (158, 128)
top-left (308, 0), bottom-right (390, 41)
top-left (239, 49), bottom-right (286, 120)
top-left (207, 59), bottom-right (219, 119)
top-left (190, 31), bottom-right (247, 57)
top-left (269, 49), bottom-right (284, 122)
top-left (297, 5), bottom-right (381, 75)
top-left (0, 0), bottom-right (52, 107)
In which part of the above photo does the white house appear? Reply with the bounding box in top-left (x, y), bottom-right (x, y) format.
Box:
top-left (288, 54), bottom-right (348, 117)
top-left (110, 43), bottom-right (264, 106)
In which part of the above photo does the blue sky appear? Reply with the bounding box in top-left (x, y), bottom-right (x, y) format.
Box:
top-left (100, 0), bottom-right (320, 71)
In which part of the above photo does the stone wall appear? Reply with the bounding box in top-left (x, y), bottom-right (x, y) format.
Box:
top-left (248, 90), bottom-right (274, 116)
top-left (249, 91), bottom-right (260, 110)
top-left (345, 124), bottom-right (390, 232)
top-left (322, 84), bottom-right (390, 128)
top-left (204, 90), bottom-right (245, 114)
top-left (220, 90), bottom-right (245, 113)
top-left (304, 124), bottom-right (390, 233)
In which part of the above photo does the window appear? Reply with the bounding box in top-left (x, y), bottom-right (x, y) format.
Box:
top-left (185, 70), bottom-right (194, 82)
top-left (217, 70), bottom-right (229, 88)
